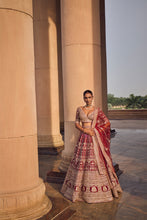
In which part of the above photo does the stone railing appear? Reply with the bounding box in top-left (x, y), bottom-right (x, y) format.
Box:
top-left (108, 109), bottom-right (147, 120)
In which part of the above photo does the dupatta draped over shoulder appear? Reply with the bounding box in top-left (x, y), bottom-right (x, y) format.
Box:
top-left (92, 108), bottom-right (118, 179)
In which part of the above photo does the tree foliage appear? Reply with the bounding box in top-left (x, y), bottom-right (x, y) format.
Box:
top-left (107, 93), bottom-right (147, 109)
top-left (107, 94), bottom-right (127, 106)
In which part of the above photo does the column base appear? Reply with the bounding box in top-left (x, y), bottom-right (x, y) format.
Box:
top-left (38, 134), bottom-right (64, 148)
top-left (58, 121), bottom-right (80, 172)
top-left (58, 155), bottom-right (72, 172)
top-left (0, 179), bottom-right (52, 220)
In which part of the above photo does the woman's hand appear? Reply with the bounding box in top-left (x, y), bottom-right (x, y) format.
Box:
top-left (84, 128), bottom-right (95, 136)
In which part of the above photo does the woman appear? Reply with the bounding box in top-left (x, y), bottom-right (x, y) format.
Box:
top-left (61, 90), bottom-right (122, 203)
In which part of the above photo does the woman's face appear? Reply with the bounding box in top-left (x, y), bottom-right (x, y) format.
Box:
top-left (83, 93), bottom-right (93, 106)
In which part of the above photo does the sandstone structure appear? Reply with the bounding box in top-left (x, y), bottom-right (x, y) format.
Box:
top-left (0, 1), bottom-right (51, 219)
top-left (0, 0), bottom-right (107, 218)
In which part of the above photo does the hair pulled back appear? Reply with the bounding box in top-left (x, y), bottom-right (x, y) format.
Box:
top-left (83, 90), bottom-right (93, 97)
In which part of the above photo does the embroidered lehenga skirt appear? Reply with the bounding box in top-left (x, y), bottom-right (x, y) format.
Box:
top-left (61, 126), bottom-right (122, 203)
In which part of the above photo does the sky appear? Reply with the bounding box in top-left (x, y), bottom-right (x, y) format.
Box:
top-left (105, 0), bottom-right (147, 98)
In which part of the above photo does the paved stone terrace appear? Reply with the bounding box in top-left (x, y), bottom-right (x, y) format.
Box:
top-left (38, 120), bottom-right (147, 220)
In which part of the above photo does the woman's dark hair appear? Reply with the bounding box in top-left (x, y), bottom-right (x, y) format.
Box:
top-left (83, 90), bottom-right (93, 97)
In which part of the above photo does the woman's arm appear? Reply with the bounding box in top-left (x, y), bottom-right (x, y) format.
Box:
top-left (75, 122), bottom-right (95, 136)
top-left (75, 108), bottom-right (85, 132)
top-left (75, 122), bottom-right (84, 132)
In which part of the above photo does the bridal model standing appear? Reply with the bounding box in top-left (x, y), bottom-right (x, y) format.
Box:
top-left (61, 90), bottom-right (122, 203)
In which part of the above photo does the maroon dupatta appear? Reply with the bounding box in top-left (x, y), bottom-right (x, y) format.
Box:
top-left (92, 108), bottom-right (117, 180)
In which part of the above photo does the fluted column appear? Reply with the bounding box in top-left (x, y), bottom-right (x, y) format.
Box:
top-left (59, 0), bottom-right (107, 172)
top-left (0, 1), bottom-right (51, 219)
top-left (33, 0), bottom-right (64, 148)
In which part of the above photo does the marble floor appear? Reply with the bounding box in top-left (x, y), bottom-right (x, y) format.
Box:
top-left (38, 120), bottom-right (147, 220)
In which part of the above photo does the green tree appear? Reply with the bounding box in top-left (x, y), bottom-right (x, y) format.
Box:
top-left (107, 93), bottom-right (147, 109)
top-left (119, 97), bottom-right (127, 106)
top-left (139, 95), bottom-right (147, 108)
top-left (126, 94), bottom-right (142, 109)
top-left (107, 94), bottom-right (127, 106)
top-left (107, 94), bottom-right (115, 105)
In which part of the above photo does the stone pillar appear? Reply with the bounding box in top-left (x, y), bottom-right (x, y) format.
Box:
top-left (59, 0), bottom-right (108, 172)
top-left (100, 0), bottom-right (108, 116)
top-left (0, 1), bottom-right (51, 219)
top-left (33, 0), bottom-right (64, 148)
top-left (57, 0), bottom-right (64, 132)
